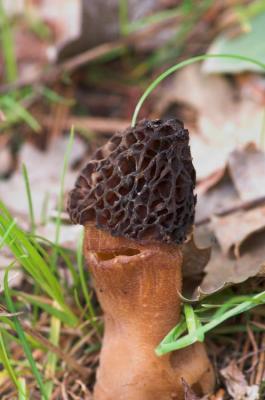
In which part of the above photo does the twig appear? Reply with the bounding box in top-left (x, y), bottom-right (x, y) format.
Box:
top-left (247, 324), bottom-right (259, 384)
top-left (255, 333), bottom-right (265, 384)
top-left (238, 346), bottom-right (265, 363)
top-left (239, 336), bottom-right (250, 371)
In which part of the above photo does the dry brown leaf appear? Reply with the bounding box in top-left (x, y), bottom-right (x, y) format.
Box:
top-left (198, 89), bottom-right (265, 153)
top-left (181, 378), bottom-right (202, 400)
top-left (196, 168), bottom-right (226, 196)
top-left (167, 64), bottom-right (236, 119)
top-left (191, 134), bottom-right (230, 183)
top-left (195, 174), bottom-right (240, 224)
top-left (220, 361), bottom-right (259, 400)
top-left (182, 235), bottom-right (211, 278)
top-left (228, 144), bottom-right (265, 202)
top-left (190, 227), bottom-right (265, 300)
top-left (211, 206), bottom-right (265, 256)
top-left (182, 236), bottom-right (212, 299)
top-left (155, 64), bottom-right (236, 182)
top-left (156, 65), bottom-right (265, 186)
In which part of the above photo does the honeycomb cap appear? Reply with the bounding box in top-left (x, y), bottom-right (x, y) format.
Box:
top-left (68, 119), bottom-right (196, 244)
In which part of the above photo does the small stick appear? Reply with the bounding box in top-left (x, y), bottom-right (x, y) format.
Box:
top-left (255, 333), bottom-right (265, 385)
top-left (247, 324), bottom-right (259, 384)
top-left (239, 336), bottom-right (250, 371)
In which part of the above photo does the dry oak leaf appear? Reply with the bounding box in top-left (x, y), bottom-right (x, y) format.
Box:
top-left (182, 235), bottom-right (211, 278)
top-left (220, 361), bottom-right (259, 400)
top-left (211, 205), bottom-right (265, 257)
top-left (195, 173), bottom-right (240, 224)
top-left (228, 144), bottom-right (265, 202)
top-left (190, 226), bottom-right (265, 300)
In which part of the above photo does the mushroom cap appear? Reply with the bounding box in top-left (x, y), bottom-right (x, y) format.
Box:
top-left (68, 119), bottom-right (196, 244)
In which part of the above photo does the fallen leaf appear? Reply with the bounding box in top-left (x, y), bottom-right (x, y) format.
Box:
top-left (203, 12), bottom-right (265, 74)
top-left (228, 144), bottom-right (265, 202)
top-left (195, 173), bottom-right (240, 225)
top-left (169, 64), bottom-right (236, 118)
top-left (181, 378), bottom-right (201, 400)
top-left (220, 361), bottom-right (259, 400)
top-left (211, 206), bottom-right (265, 256)
top-left (157, 64), bottom-right (265, 187)
top-left (191, 134), bottom-right (230, 182)
top-left (196, 168), bottom-right (226, 196)
top-left (190, 226), bottom-right (265, 300)
top-left (182, 236), bottom-right (211, 278)
top-left (182, 235), bottom-right (211, 299)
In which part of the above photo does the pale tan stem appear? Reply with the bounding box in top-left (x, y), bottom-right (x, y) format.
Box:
top-left (84, 225), bottom-right (215, 400)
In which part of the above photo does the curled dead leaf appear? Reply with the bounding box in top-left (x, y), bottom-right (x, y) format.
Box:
top-left (211, 206), bottom-right (265, 257)
top-left (220, 361), bottom-right (259, 400)
top-left (182, 235), bottom-right (211, 278)
top-left (181, 235), bottom-right (211, 299)
top-left (189, 226), bottom-right (265, 301)
top-left (228, 144), bottom-right (265, 202)
top-left (181, 378), bottom-right (208, 400)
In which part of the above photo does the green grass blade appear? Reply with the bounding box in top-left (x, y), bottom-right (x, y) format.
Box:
top-left (158, 318), bottom-right (186, 346)
top-left (18, 377), bottom-right (27, 400)
top-left (0, 202), bottom-right (77, 325)
top-left (22, 164), bottom-right (35, 234)
top-left (119, 0), bottom-right (129, 35)
top-left (14, 292), bottom-right (74, 325)
top-left (0, 329), bottom-right (21, 389)
top-left (41, 87), bottom-right (74, 105)
top-left (77, 231), bottom-right (100, 333)
top-left (131, 53), bottom-right (265, 127)
top-left (0, 0), bottom-right (17, 82)
top-left (2, 96), bottom-right (41, 132)
top-left (0, 219), bottom-right (16, 249)
top-left (44, 302), bottom-right (61, 397)
top-left (51, 126), bottom-right (75, 270)
top-left (156, 290), bottom-right (265, 356)
top-left (184, 304), bottom-right (196, 335)
top-left (4, 269), bottom-right (48, 400)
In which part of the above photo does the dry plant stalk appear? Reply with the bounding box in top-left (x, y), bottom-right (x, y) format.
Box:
top-left (68, 119), bottom-right (215, 399)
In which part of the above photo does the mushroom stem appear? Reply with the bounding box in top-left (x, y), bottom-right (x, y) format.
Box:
top-left (84, 225), bottom-right (214, 400)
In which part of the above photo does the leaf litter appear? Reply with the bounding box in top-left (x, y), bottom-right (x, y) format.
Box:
top-left (1, 1), bottom-right (265, 399)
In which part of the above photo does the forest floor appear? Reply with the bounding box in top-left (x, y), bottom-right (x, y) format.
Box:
top-left (1, 1), bottom-right (265, 399)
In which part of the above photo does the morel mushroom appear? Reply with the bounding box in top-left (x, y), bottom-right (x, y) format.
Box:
top-left (68, 119), bottom-right (215, 400)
